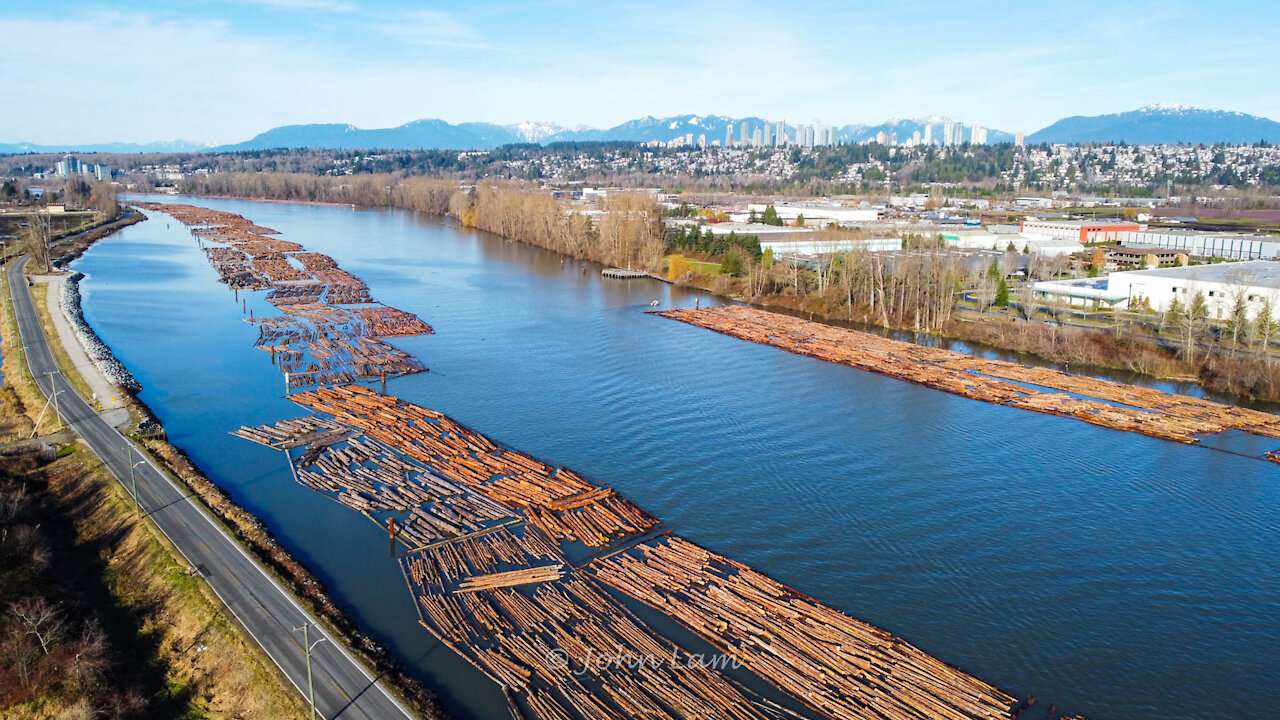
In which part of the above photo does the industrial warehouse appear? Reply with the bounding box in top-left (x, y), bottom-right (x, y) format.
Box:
top-left (1034, 259), bottom-right (1280, 319)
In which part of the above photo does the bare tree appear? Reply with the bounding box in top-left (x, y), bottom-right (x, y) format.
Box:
top-left (11, 596), bottom-right (65, 655)
top-left (1000, 249), bottom-right (1020, 279)
top-left (24, 212), bottom-right (52, 272)
top-left (1017, 282), bottom-right (1041, 320)
top-left (69, 618), bottom-right (109, 692)
top-left (974, 273), bottom-right (996, 313)
top-left (1256, 295), bottom-right (1279, 363)
top-left (1170, 288), bottom-right (1210, 364)
top-left (1222, 269), bottom-right (1254, 355)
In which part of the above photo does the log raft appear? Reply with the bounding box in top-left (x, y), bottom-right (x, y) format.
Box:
top-left (655, 305), bottom-right (1280, 450)
top-left (134, 201), bottom-right (433, 388)
top-left (279, 385), bottom-right (1025, 720)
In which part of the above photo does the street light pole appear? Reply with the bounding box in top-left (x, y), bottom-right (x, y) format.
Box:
top-left (52, 389), bottom-right (64, 428)
top-left (294, 621), bottom-right (326, 720)
top-left (45, 372), bottom-right (61, 423)
top-left (129, 452), bottom-right (145, 519)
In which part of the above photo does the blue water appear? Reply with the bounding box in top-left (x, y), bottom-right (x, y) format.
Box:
top-left (73, 196), bottom-right (1280, 720)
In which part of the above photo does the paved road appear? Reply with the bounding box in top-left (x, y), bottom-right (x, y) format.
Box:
top-left (7, 255), bottom-right (419, 720)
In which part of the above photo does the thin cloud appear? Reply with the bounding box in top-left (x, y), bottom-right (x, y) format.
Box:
top-left (368, 10), bottom-right (495, 49)
top-left (234, 0), bottom-right (357, 11)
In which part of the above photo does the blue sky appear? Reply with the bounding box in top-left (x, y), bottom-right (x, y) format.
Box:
top-left (2, 0), bottom-right (1278, 144)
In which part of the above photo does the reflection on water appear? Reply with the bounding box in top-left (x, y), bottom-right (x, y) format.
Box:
top-left (71, 196), bottom-right (1280, 720)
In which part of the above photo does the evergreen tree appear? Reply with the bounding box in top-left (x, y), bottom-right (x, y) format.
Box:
top-left (1225, 295), bottom-right (1250, 352)
top-left (722, 251), bottom-right (743, 276)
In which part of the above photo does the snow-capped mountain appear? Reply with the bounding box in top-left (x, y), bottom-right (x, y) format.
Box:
top-left (834, 118), bottom-right (1014, 145)
top-left (1028, 105), bottom-right (1280, 144)
top-left (213, 114), bottom-right (1011, 151)
top-left (546, 114), bottom-right (768, 144)
top-left (0, 138), bottom-right (213, 154)
top-left (29, 106), bottom-right (1273, 154)
top-left (510, 121), bottom-right (569, 143)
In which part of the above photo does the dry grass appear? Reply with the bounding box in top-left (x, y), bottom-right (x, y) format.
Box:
top-left (1, 447), bottom-right (308, 720)
top-left (0, 259), bottom-right (307, 719)
top-left (56, 448), bottom-right (306, 719)
top-left (0, 269), bottom-right (55, 436)
top-left (27, 282), bottom-right (97, 406)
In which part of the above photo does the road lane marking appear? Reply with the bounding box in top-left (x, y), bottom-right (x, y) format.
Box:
top-left (6, 257), bottom-right (412, 718)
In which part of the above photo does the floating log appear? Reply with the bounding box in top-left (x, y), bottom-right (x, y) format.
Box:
top-left (656, 305), bottom-right (1280, 448)
top-left (282, 385), bottom-right (1023, 720)
top-left (454, 565), bottom-right (565, 593)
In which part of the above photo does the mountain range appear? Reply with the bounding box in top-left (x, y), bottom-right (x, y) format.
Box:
top-left (0, 139), bottom-right (212, 154)
top-left (1027, 105), bottom-right (1280, 145)
top-left (3, 106), bottom-right (1277, 154)
top-left (215, 114), bottom-right (1017, 151)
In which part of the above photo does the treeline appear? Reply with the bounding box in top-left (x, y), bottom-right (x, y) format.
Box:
top-left (187, 171), bottom-right (455, 212)
top-left (14, 141), bottom-right (1276, 194)
top-left (669, 225), bottom-right (762, 259)
top-left (182, 173), bottom-right (666, 269)
top-left (0, 177), bottom-right (117, 216)
top-left (175, 172), bottom-right (1280, 399)
top-left (452, 183), bottom-right (666, 267)
top-left (744, 249), bottom-right (969, 333)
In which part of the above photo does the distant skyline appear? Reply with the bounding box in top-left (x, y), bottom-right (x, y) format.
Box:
top-left (3, 1), bottom-right (1279, 145)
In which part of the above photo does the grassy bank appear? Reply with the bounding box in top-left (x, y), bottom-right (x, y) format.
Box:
top-left (51, 209), bottom-right (146, 267)
top-left (10, 237), bottom-right (448, 716)
top-left (1, 266), bottom-right (306, 718)
top-left (27, 282), bottom-right (97, 405)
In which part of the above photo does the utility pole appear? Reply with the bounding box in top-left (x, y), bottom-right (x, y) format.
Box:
top-left (127, 446), bottom-right (145, 518)
top-left (44, 372), bottom-right (62, 424)
top-left (294, 621), bottom-right (326, 720)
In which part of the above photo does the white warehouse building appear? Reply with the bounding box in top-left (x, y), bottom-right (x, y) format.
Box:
top-left (1034, 260), bottom-right (1280, 320)
top-left (1108, 260), bottom-right (1280, 320)
top-left (1112, 229), bottom-right (1280, 261)
top-left (761, 237), bottom-right (902, 255)
top-left (940, 230), bottom-right (1081, 257)
top-left (743, 203), bottom-right (881, 224)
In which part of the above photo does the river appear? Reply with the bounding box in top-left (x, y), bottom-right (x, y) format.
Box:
top-left (72, 196), bottom-right (1280, 720)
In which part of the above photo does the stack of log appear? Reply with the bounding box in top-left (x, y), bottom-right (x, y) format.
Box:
top-left (267, 283), bottom-right (326, 306)
top-left (404, 558), bottom-right (777, 720)
top-left (312, 268), bottom-right (373, 304)
top-left (250, 311), bottom-right (425, 386)
top-left (529, 497), bottom-right (658, 548)
top-left (292, 252), bottom-right (340, 272)
top-left (591, 536), bottom-right (1019, 720)
top-left (289, 386), bottom-right (660, 546)
top-left (455, 565), bottom-right (565, 593)
top-left (202, 246), bottom-right (272, 289)
top-left (251, 255), bottom-right (313, 283)
top-left (133, 201), bottom-right (279, 237)
top-left (138, 202), bottom-right (434, 389)
top-left (280, 386), bottom-right (1021, 720)
top-left (355, 306), bottom-right (435, 337)
top-left (230, 416), bottom-right (353, 449)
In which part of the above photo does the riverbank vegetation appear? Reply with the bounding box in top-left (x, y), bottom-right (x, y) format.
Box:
top-left (0, 294), bottom-right (305, 718)
top-left (3, 252), bottom-right (450, 718)
top-left (176, 172), bottom-right (1280, 401)
top-left (5, 181), bottom-right (125, 271)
